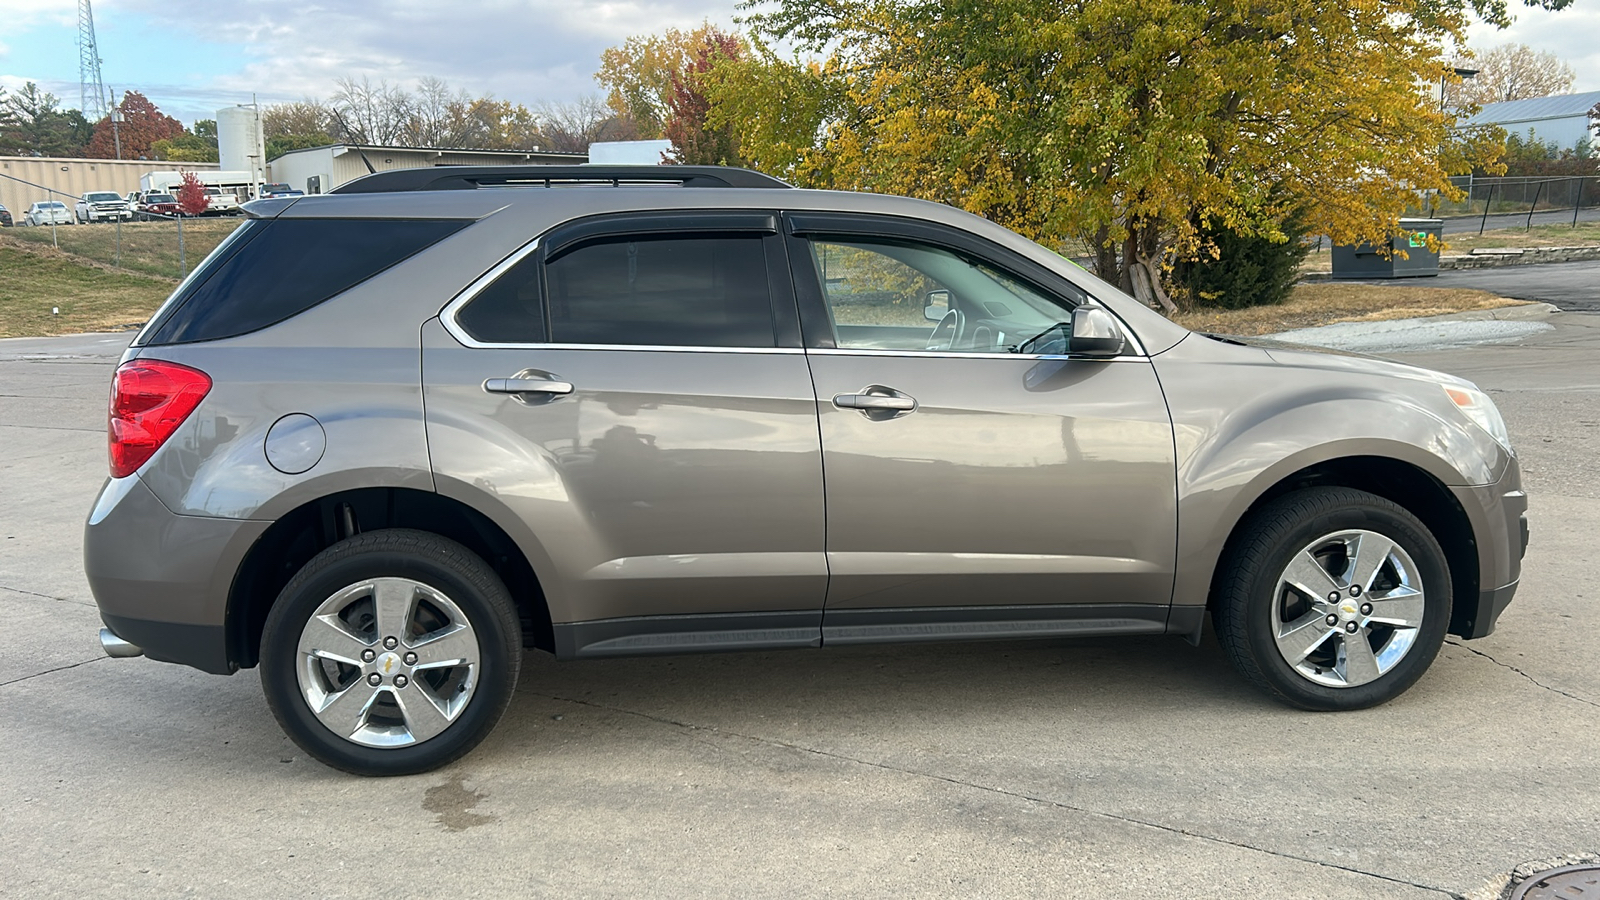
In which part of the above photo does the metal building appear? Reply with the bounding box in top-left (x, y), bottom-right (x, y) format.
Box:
top-left (268, 144), bottom-right (588, 195)
top-left (1461, 90), bottom-right (1600, 149)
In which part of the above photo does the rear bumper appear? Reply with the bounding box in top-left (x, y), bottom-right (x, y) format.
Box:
top-left (84, 475), bottom-right (268, 674)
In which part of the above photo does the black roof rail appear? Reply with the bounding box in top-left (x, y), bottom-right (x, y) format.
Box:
top-left (329, 165), bottom-right (793, 194)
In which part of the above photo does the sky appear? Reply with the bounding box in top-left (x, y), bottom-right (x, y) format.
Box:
top-left (0, 0), bottom-right (1596, 128)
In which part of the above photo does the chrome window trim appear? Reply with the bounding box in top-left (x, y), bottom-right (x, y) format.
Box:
top-left (805, 348), bottom-right (1148, 362)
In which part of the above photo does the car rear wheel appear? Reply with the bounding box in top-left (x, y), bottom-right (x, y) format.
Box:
top-left (260, 529), bottom-right (522, 775)
top-left (1212, 487), bottom-right (1452, 710)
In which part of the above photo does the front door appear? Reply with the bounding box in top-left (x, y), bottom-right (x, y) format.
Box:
top-left (785, 214), bottom-right (1178, 642)
top-left (422, 214), bottom-right (827, 657)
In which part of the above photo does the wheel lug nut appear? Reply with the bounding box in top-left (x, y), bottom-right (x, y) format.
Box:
top-left (1327, 592), bottom-right (1340, 603)
top-left (1350, 585), bottom-right (1363, 597)
top-left (394, 675), bottom-right (408, 688)
top-left (403, 652), bottom-right (417, 665)
top-left (1345, 622), bottom-right (1359, 634)
top-left (383, 636), bottom-right (398, 650)
top-left (361, 649), bottom-right (375, 662)
top-left (1325, 614), bottom-right (1338, 626)
top-left (1360, 603), bottom-right (1373, 616)
top-left (367, 673), bottom-right (382, 686)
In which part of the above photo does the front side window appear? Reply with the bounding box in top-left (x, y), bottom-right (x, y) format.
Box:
top-left (806, 238), bottom-right (1078, 354)
top-left (456, 234), bottom-right (776, 348)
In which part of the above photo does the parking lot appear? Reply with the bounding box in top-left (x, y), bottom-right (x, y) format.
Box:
top-left (2, 314), bottom-right (1597, 898)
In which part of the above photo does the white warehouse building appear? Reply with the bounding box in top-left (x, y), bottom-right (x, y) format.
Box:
top-left (268, 144), bottom-right (588, 195)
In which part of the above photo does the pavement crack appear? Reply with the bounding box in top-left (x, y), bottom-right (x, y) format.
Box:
top-left (0, 655), bottom-right (106, 688)
top-left (0, 585), bottom-right (95, 608)
top-left (1446, 639), bottom-right (1600, 709)
top-left (542, 692), bottom-right (1459, 898)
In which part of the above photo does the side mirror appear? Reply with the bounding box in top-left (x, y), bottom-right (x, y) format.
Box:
top-left (924, 289), bottom-right (951, 321)
top-left (1069, 306), bottom-right (1126, 357)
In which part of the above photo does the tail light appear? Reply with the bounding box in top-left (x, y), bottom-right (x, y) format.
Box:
top-left (108, 360), bottom-right (211, 478)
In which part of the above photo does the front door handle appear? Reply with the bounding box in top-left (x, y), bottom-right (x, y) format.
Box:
top-left (832, 386), bottom-right (918, 418)
top-left (483, 377), bottom-right (574, 395)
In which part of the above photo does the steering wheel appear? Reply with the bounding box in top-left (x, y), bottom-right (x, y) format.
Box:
top-left (926, 307), bottom-right (964, 351)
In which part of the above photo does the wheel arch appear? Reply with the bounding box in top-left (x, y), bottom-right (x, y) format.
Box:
top-left (225, 486), bottom-right (552, 670)
top-left (1203, 455), bottom-right (1479, 637)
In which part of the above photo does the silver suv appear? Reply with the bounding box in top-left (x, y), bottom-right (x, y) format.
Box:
top-left (86, 166), bottom-right (1527, 775)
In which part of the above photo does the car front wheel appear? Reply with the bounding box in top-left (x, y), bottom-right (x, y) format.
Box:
top-left (1212, 487), bottom-right (1451, 711)
top-left (260, 529), bottom-right (522, 775)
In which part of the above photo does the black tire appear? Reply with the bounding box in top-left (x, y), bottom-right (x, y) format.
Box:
top-left (1212, 487), bottom-right (1452, 711)
top-left (260, 529), bottom-right (522, 775)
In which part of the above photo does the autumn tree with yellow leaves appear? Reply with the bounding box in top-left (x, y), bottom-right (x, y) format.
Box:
top-left (642, 0), bottom-right (1567, 310)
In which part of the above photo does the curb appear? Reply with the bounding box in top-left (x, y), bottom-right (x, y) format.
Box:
top-left (1264, 302), bottom-right (1558, 351)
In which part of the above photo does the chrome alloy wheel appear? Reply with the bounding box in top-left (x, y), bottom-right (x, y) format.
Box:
top-left (1270, 529), bottom-right (1426, 688)
top-left (295, 577), bottom-right (481, 748)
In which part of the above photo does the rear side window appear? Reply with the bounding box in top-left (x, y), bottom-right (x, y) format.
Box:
top-left (143, 218), bottom-right (469, 345)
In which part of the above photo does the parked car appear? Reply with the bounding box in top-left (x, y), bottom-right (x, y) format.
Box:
top-left (87, 165), bottom-right (1527, 776)
top-left (204, 187), bottom-right (241, 216)
top-left (23, 200), bottom-right (73, 226)
top-left (258, 182), bottom-right (300, 199)
top-left (135, 194), bottom-right (182, 220)
top-left (76, 190), bottom-right (133, 223)
top-left (0, 203), bottom-right (12, 227)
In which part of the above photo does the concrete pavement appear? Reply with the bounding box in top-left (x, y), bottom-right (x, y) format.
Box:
top-left (2, 323), bottom-right (1598, 898)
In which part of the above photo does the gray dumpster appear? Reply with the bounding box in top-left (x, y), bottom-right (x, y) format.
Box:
top-left (1331, 218), bottom-right (1443, 279)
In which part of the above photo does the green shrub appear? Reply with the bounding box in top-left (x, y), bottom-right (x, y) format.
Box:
top-left (1174, 218), bottom-right (1310, 310)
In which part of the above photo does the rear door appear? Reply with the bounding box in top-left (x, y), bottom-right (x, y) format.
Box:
top-left (421, 211), bottom-right (828, 658)
top-left (785, 213), bottom-right (1178, 642)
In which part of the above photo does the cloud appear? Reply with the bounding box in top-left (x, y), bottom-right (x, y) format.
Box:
top-left (107, 0), bottom-right (740, 105)
top-left (1465, 4), bottom-right (1600, 93)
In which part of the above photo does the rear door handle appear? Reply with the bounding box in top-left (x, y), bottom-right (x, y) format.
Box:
top-left (483, 377), bottom-right (574, 395)
top-left (833, 393), bottom-right (915, 410)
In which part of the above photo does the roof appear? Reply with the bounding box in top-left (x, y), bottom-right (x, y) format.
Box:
top-left (1462, 90), bottom-right (1600, 128)
top-left (272, 143), bottom-right (589, 160)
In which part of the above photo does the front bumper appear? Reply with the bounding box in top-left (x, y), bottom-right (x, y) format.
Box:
top-left (85, 475), bottom-right (269, 674)
top-left (1448, 457), bottom-right (1528, 639)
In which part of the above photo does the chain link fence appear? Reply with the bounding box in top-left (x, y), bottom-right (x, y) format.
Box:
top-left (1430, 175), bottom-right (1600, 233)
top-left (1, 170), bottom-right (244, 280)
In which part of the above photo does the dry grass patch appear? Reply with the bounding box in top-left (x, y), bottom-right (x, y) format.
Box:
top-left (1173, 282), bottom-right (1531, 336)
top-left (3, 217), bottom-right (241, 280)
top-left (0, 241), bottom-right (172, 338)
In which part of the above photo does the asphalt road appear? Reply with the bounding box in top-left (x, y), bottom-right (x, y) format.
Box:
top-left (1429, 259), bottom-right (1600, 311)
top-left (2, 322), bottom-right (1598, 898)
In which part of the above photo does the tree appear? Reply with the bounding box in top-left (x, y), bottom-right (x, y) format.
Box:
top-left (1173, 213), bottom-right (1311, 309)
top-left (0, 82), bottom-right (86, 156)
top-left (598, 23), bottom-right (751, 140)
top-left (267, 132), bottom-right (334, 162)
top-left (661, 27), bottom-right (747, 165)
top-left (264, 100), bottom-right (335, 139)
top-left (176, 171), bottom-right (210, 216)
top-left (732, 0), bottom-right (1524, 310)
top-left (533, 97), bottom-right (636, 152)
top-left (328, 77), bottom-right (413, 145)
top-left (1451, 43), bottom-right (1576, 106)
top-left (152, 132), bottom-right (221, 162)
top-left (86, 91), bottom-right (184, 159)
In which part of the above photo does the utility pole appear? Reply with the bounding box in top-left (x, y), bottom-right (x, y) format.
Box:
top-left (110, 87), bottom-right (123, 160)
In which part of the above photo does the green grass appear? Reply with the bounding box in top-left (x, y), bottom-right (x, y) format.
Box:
top-left (3, 217), bottom-right (242, 280)
top-left (0, 243), bottom-right (173, 338)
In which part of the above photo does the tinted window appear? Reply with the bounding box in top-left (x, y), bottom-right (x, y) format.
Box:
top-left (547, 235), bottom-right (774, 347)
top-left (144, 218), bottom-right (468, 345)
top-left (456, 252), bottom-right (544, 343)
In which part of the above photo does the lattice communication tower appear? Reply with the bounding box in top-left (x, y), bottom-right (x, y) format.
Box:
top-left (78, 0), bottom-right (109, 120)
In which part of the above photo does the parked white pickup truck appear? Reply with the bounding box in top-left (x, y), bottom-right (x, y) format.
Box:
top-left (204, 187), bottom-right (242, 216)
top-left (75, 191), bottom-right (133, 223)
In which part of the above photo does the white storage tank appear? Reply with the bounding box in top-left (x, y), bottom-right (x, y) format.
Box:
top-left (217, 106), bottom-right (262, 177)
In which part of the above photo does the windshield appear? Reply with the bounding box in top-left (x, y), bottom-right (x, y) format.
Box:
top-left (87, 192), bottom-right (121, 202)
top-left (43, 202), bottom-right (66, 209)
top-left (263, 184), bottom-right (290, 192)
top-left (147, 194), bottom-right (176, 203)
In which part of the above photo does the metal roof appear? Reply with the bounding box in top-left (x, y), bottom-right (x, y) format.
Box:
top-left (273, 143), bottom-right (589, 160)
top-left (1462, 90), bottom-right (1600, 128)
